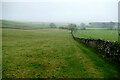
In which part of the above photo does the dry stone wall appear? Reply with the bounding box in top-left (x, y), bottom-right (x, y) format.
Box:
top-left (71, 32), bottom-right (120, 63)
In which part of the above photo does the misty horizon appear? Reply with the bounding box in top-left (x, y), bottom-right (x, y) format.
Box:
top-left (2, 0), bottom-right (119, 23)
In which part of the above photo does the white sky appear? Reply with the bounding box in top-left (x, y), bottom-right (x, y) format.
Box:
top-left (1, 0), bottom-right (120, 23)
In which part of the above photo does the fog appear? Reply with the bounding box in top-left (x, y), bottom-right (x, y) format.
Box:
top-left (2, 0), bottom-right (119, 23)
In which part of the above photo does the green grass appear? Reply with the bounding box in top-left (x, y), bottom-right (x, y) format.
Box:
top-left (73, 30), bottom-right (118, 41)
top-left (0, 28), bottom-right (1, 79)
top-left (2, 29), bottom-right (120, 78)
top-left (86, 28), bottom-right (108, 30)
top-left (2, 20), bottom-right (50, 29)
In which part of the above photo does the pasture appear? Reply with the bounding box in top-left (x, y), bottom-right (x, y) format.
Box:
top-left (73, 30), bottom-right (118, 41)
top-left (2, 20), bottom-right (50, 29)
top-left (2, 29), bottom-right (120, 78)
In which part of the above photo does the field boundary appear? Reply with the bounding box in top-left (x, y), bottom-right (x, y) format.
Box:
top-left (71, 32), bottom-right (120, 63)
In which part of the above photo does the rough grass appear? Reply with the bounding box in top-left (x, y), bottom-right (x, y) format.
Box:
top-left (2, 20), bottom-right (50, 29)
top-left (0, 28), bottom-right (1, 79)
top-left (73, 30), bottom-right (118, 41)
top-left (2, 29), bottom-right (120, 78)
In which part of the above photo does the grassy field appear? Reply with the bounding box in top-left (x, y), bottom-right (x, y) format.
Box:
top-left (2, 29), bottom-right (120, 78)
top-left (0, 28), bottom-right (1, 79)
top-left (2, 20), bottom-right (50, 29)
top-left (86, 28), bottom-right (108, 30)
top-left (73, 30), bottom-right (118, 41)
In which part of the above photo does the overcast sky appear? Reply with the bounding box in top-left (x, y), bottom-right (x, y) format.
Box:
top-left (2, 0), bottom-right (119, 23)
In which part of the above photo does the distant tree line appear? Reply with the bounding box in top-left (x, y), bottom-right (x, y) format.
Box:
top-left (49, 22), bottom-right (118, 30)
top-left (88, 22), bottom-right (118, 30)
top-left (59, 26), bottom-right (68, 29)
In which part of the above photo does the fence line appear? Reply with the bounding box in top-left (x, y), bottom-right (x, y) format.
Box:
top-left (71, 32), bottom-right (120, 63)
